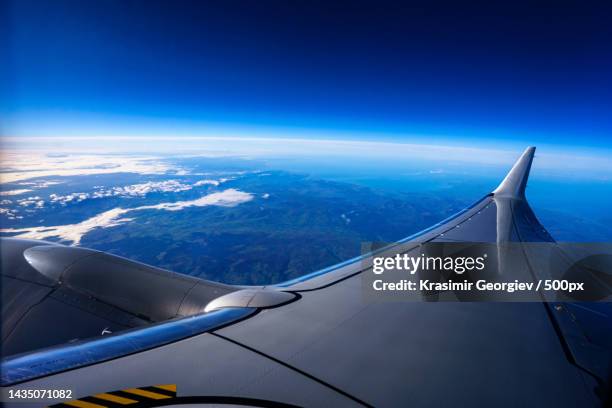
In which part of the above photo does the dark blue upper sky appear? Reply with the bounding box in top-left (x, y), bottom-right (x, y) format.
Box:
top-left (3, 0), bottom-right (612, 149)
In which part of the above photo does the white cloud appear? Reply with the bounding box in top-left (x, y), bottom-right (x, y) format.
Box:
top-left (132, 188), bottom-right (252, 212)
top-left (194, 179), bottom-right (220, 187)
top-left (194, 177), bottom-right (232, 187)
top-left (96, 180), bottom-right (193, 197)
top-left (8, 179), bottom-right (229, 210)
top-left (47, 180), bottom-right (194, 206)
top-left (340, 213), bottom-right (351, 225)
top-left (0, 208), bottom-right (22, 220)
top-left (19, 180), bottom-right (63, 188)
top-left (1, 189), bottom-right (253, 244)
top-left (0, 189), bottom-right (32, 196)
top-left (49, 192), bottom-right (89, 205)
top-left (0, 152), bottom-right (176, 183)
top-left (262, 193), bottom-right (270, 199)
top-left (1, 208), bottom-right (134, 244)
top-left (17, 197), bottom-right (44, 208)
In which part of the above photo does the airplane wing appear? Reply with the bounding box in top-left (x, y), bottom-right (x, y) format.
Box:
top-left (2, 147), bottom-right (610, 407)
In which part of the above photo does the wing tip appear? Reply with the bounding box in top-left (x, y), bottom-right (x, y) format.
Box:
top-left (492, 146), bottom-right (536, 199)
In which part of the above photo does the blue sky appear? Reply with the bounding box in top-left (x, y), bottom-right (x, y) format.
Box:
top-left (3, 0), bottom-right (612, 154)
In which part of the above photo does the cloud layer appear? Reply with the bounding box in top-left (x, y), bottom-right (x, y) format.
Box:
top-left (48, 180), bottom-right (195, 205)
top-left (1, 189), bottom-right (253, 244)
top-left (0, 152), bottom-right (178, 183)
top-left (0, 189), bottom-right (33, 196)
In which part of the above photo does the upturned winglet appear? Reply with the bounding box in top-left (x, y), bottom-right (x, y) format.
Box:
top-left (492, 146), bottom-right (536, 200)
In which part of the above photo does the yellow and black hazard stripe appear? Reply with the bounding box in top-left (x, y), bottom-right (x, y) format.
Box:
top-left (49, 384), bottom-right (177, 408)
